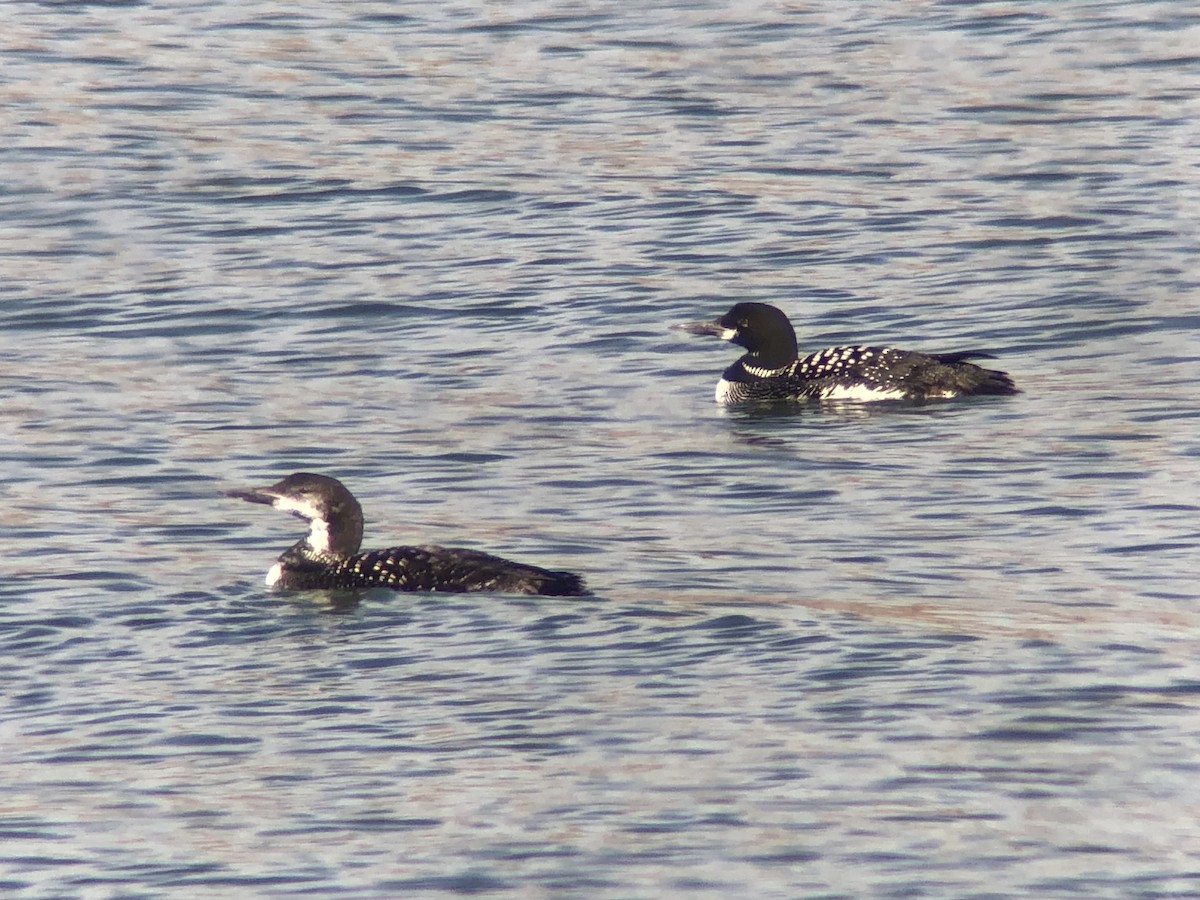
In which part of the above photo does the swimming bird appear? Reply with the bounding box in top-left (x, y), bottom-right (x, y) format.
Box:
top-left (228, 472), bottom-right (588, 596)
top-left (677, 302), bottom-right (1018, 404)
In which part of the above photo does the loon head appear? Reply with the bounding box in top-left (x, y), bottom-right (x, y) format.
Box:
top-left (227, 472), bottom-right (364, 561)
top-left (676, 302), bottom-right (799, 369)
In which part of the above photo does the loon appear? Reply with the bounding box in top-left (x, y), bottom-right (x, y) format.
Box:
top-left (677, 302), bottom-right (1018, 404)
top-left (227, 472), bottom-right (588, 596)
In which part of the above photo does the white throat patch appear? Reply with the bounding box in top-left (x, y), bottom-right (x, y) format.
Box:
top-left (305, 519), bottom-right (332, 555)
top-left (270, 494), bottom-right (332, 555)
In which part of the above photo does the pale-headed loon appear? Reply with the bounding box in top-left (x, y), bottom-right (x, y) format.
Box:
top-left (228, 472), bottom-right (587, 596)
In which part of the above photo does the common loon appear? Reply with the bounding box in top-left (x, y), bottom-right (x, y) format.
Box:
top-left (678, 302), bottom-right (1018, 404)
top-left (227, 472), bottom-right (588, 596)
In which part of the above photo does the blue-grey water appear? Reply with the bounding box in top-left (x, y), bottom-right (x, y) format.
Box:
top-left (3, 2), bottom-right (1199, 897)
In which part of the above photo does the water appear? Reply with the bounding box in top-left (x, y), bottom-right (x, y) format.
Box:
top-left (2, 1), bottom-right (1199, 896)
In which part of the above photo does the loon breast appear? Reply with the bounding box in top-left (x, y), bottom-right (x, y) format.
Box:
top-left (715, 376), bottom-right (736, 404)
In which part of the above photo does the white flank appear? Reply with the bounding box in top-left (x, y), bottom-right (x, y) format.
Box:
top-left (821, 384), bottom-right (908, 402)
top-left (265, 561), bottom-right (283, 588)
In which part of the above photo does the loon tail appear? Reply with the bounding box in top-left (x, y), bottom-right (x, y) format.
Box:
top-left (510, 567), bottom-right (590, 597)
top-left (930, 350), bottom-right (1019, 396)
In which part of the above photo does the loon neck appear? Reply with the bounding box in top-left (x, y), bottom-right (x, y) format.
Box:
top-left (740, 331), bottom-right (797, 370)
top-left (298, 513), bottom-right (361, 563)
top-left (285, 538), bottom-right (343, 566)
top-left (737, 353), bottom-right (793, 377)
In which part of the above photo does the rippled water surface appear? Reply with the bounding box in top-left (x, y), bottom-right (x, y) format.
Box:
top-left (3, 1), bottom-right (1199, 897)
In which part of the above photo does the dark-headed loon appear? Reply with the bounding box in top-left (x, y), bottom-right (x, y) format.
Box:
top-left (677, 302), bottom-right (1018, 404)
top-left (228, 472), bottom-right (588, 596)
